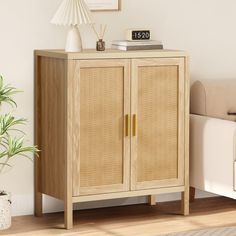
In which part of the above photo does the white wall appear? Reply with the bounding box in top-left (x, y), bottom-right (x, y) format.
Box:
top-left (1, 0), bottom-right (235, 216)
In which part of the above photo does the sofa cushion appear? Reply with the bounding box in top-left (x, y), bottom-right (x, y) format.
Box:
top-left (191, 80), bottom-right (236, 121)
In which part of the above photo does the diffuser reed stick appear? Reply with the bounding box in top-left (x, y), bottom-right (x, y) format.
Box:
top-left (92, 24), bottom-right (107, 40)
top-left (92, 24), bottom-right (100, 40)
top-left (102, 25), bottom-right (107, 39)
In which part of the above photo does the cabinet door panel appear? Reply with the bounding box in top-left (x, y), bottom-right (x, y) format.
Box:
top-left (72, 60), bottom-right (130, 196)
top-left (131, 58), bottom-right (185, 190)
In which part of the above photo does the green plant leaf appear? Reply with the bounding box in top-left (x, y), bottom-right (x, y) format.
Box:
top-left (0, 163), bottom-right (11, 167)
top-left (0, 76), bottom-right (39, 174)
top-left (0, 76), bottom-right (3, 90)
top-left (0, 114), bottom-right (26, 136)
top-left (0, 76), bottom-right (20, 107)
top-left (5, 135), bottom-right (38, 158)
top-left (0, 153), bottom-right (8, 159)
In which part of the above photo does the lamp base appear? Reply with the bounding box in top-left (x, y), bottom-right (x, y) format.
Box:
top-left (65, 26), bottom-right (82, 52)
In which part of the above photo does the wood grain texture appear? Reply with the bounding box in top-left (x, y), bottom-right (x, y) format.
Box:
top-left (4, 197), bottom-right (236, 236)
top-left (37, 57), bottom-right (67, 200)
top-left (35, 49), bottom-right (188, 60)
top-left (34, 53), bottom-right (43, 217)
top-left (131, 58), bottom-right (185, 191)
top-left (65, 60), bottom-right (78, 229)
top-left (181, 56), bottom-right (190, 216)
top-left (73, 186), bottom-right (185, 203)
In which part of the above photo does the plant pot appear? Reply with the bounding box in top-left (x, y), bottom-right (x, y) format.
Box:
top-left (0, 192), bottom-right (11, 230)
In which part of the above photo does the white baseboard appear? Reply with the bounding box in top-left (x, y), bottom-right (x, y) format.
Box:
top-left (11, 190), bottom-right (216, 217)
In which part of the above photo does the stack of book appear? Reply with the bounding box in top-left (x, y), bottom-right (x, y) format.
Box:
top-left (111, 40), bottom-right (163, 51)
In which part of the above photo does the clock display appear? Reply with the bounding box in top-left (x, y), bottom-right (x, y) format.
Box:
top-left (132, 30), bottom-right (150, 40)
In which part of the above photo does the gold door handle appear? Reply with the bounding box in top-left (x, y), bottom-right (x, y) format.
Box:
top-left (125, 114), bottom-right (129, 137)
top-left (133, 114), bottom-right (137, 136)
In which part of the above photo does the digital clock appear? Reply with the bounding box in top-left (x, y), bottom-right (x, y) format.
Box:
top-left (125, 29), bottom-right (151, 41)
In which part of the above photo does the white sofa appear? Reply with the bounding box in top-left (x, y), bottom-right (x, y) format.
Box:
top-left (190, 80), bottom-right (236, 199)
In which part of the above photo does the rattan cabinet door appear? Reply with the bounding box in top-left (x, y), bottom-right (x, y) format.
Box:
top-left (72, 59), bottom-right (131, 196)
top-left (131, 58), bottom-right (185, 190)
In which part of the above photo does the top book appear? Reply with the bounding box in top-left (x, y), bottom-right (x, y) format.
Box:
top-left (111, 40), bottom-right (163, 47)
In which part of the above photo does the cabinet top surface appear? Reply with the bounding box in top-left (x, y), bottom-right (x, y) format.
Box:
top-left (35, 49), bottom-right (188, 60)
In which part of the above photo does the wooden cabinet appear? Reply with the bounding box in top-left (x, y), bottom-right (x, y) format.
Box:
top-left (34, 49), bottom-right (189, 229)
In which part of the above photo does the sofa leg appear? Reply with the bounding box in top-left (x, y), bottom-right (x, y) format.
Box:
top-left (190, 187), bottom-right (195, 202)
top-left (148, 195), bottom-right (156, 206)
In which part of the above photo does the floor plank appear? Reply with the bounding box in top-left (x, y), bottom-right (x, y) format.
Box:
top-left (1, 197), bottom-right (236, 236)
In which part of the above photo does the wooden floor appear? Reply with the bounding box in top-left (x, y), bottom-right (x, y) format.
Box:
top-left (1, 197), bottom-right (236, 236)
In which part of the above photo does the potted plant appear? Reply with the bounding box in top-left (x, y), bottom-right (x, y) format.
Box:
top-left (0, 75), bottom-right (38, 230)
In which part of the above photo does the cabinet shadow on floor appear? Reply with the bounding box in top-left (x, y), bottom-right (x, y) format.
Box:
top-left (1, 197), bottom-right (236, 236)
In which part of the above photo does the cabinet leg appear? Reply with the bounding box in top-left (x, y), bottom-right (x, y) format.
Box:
top-left (190, 187), bottom-right (196, 202)
top-left (148, 195), bottom-right (156, 206)
top-left (181, 189), bottom-right (189, 215)
top-left (65, 200), bottom-right (73, 229)
top-left (34, 151), bottom-right (42, 217)
top-left (34, 192), bottom-right (43, 217)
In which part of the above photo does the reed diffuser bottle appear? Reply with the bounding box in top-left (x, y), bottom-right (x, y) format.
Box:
top-left (92, 24), bottom-right (107, 51)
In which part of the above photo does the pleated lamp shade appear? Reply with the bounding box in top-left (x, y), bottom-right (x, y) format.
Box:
top-left (51, 0), bottom-right (93, 52)
top-left (51, 0), bottom-right (92, 26)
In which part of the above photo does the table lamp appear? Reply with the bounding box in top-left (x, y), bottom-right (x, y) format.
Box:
top-left (51, 0), bottom-right (92, 52)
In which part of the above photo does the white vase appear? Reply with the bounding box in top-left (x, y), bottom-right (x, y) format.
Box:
top-left (0, 192), bottom-right (11, 230)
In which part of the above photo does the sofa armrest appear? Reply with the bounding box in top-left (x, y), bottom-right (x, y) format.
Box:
top-left (190, 80), bottom-right (236, 121)
top-left (190, 114), bottom-right (236, 199)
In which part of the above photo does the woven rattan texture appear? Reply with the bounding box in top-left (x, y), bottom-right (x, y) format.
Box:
top-left (137, 66), bottom-right (178, 182)
top-left (80, 67), bottom-right (124, 188)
